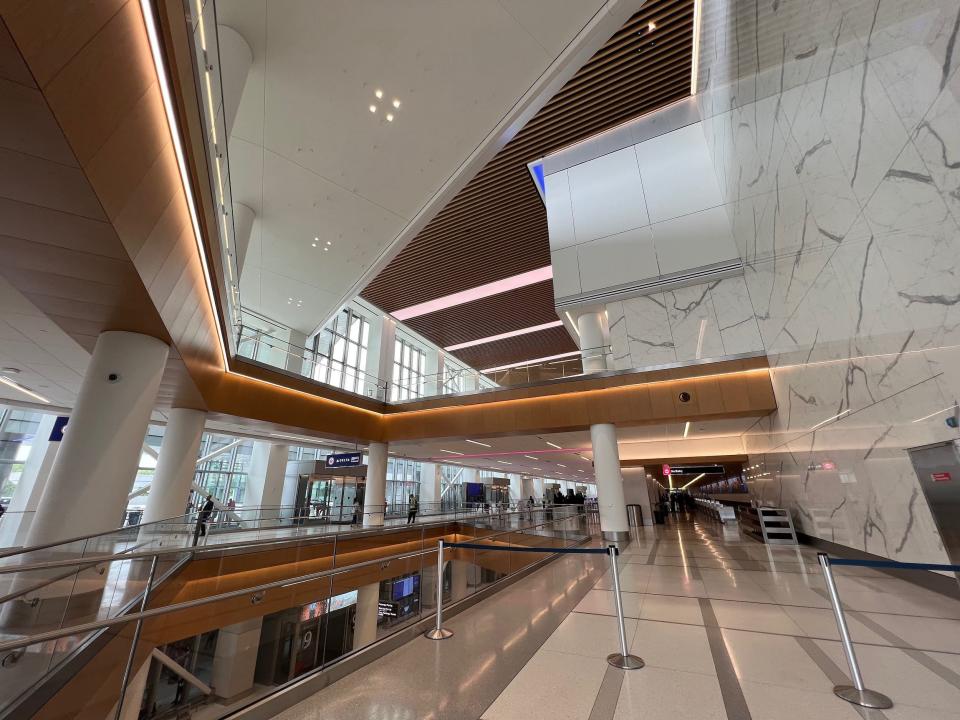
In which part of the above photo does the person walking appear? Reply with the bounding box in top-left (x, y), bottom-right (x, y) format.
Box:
top-left (351, 496), bottom-right (361, 525)
top-left (407, 493), bottom-right (419, 524)
top-left (193, 494), bottom-right (215, 545)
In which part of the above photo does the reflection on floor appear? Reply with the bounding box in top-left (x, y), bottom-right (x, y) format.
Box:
top-left (275, 515), bottom-right (960, 720)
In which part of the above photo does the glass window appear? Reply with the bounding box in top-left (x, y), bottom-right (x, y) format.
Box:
top-left (311, 307), bottom-right (370, 394)
top-left (391, 338), bottom-right (426, 401)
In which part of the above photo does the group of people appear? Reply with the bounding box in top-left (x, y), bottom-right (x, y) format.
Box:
top-left (550, 488), bottom-right (585, 506)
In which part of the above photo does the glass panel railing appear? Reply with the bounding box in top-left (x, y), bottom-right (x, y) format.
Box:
top-left (0, 507), bottom-right (592, 718)
top-left (234, 315), bottom-right (610, 404)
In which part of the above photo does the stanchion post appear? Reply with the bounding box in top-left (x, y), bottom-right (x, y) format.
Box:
top-left (606, 545), bottom-right (644, 670)
top-left (817, 553), bottom-right (891, 709)
top-left (425, 539), bottom-right (453, 640)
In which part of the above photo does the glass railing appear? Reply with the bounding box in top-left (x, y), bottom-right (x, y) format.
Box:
top-left (0, 506), bottom-right (592, 718)
top-left (235, 318), bottom-right (609, 404)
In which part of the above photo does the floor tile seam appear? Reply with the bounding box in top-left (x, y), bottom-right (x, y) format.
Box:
top-left (638, 589), bottom-right (960, 619)
top-left (698, 597), bottom-right (755, 720)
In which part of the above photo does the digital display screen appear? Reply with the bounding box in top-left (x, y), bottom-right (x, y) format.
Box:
top-left (392, 575), bottom-right (419, 601)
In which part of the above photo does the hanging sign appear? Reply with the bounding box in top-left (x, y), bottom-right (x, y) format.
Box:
top-left (662, 464), bottom-right (671, 476)
top-left (326, 452), bottom-right (362, 468)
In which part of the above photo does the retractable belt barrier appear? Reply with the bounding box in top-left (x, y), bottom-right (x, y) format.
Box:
top-left (426, 540), bottom-right (644, 670)
top-left (818, 553), bottom-right (960, 710)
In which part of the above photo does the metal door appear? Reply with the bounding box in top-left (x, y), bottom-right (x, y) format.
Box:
top-left (907, 440), bottom-right (960, 567)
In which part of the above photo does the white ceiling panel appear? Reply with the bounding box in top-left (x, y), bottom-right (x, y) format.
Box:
top-left (217, 0), bottom-right (615, 332)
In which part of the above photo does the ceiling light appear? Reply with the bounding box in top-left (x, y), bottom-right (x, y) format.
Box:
top-left (369, 105), bottom-right (377, 113)
top-left (440, 449), bottom-right (465, 455)
top-left (683, 421), bottom-right (690, 438)
top-left (647, 21), bottom-right (656, 31)
top-left (533, 467), bottom-right (542, 471)
top-left (444, 320), bottom-right (563, 352)
top-left (465, 439), bottom-right (491, 448)
top-left (386, 113), bottom-right (394, 122)
top-left (0, 376), bottom-right (50, 404)
top-left (375, 89), bottom-right (383, 99)
top-left (393, 266), bottom-right (552, 321)
top-left (392, 98), bottom-right (400, 108)
top-left (497, 461), bottom-right (511, 465)
top-left (557, 464), bottom-right (566, 468)
top-left (482, 350), bottom-right (580, 374)
top-left (524, 455), bottom-right (538, 460)
top-left (311, 242), bottom-right (317, 247)
top-left (326, 240), bottom-right (332, 246)
top-left (323, 247), bottom-right (329, 252)
top-left (546, 441), bottom-right (562, 450)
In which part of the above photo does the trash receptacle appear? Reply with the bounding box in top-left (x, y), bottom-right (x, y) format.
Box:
top-left (626, 504), bottom-right (643, 527)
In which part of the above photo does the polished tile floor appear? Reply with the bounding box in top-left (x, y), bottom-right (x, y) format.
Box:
top-left (274, 515), bottom-right (960, 720)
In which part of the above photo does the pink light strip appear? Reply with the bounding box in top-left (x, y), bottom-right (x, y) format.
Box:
top-left (426, 448), bottom-right (591, 462)
top-left (482, 350), bottom-right (581, 374)
top-left (393, 266), bottom-right (553, 321)
top-left (445, 320), bottom-right (563, 352)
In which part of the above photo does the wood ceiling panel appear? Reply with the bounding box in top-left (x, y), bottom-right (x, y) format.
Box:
top-left (404, 280), bottom-right (561, 348)
top-left (360, 0), bottom-right (694, 365)
top-left (450, 325), bottom-right (578, 371)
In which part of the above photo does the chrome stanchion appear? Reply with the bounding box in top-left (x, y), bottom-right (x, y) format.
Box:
top-left (606, 545), bottom-right (644, 670)
top-left (817, 553), bottom-right (892, 708)
top-left (425, 539), bottom-right (453, 640)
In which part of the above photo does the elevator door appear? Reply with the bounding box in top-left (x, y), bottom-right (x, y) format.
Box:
top-left (908, 440), bottom-right (960, 567)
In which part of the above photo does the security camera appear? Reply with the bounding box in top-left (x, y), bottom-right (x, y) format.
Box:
top-left (678, 391), bottom-right (691, 403)
top-left (107, 373), bottom-right (120, 383)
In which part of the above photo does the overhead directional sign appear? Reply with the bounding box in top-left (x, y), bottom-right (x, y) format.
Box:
top-left (667, 465), bottom-right (725, 476)
top-left (326, 452), bottom-right (362, 468)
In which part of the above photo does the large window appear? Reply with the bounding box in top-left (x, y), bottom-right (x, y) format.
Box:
top-left (386, 456), bottom-right (421, 510)
top-left (391, 337), bottom-right (425, 401)
top-left (194, 434), bottom-right (253, 507)
top-left (312, 308), bottom-right (370, 394)
top-left (442, 363), bottom-right (467, 394)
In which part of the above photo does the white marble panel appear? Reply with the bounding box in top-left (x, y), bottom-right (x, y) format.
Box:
top-left (651, 205), bottom-right (740, 276)
top-left (567, 146), bottom-right (649, 243)
top-left (634, 122), bottom-right (724, 223)
top-left (544, 170), bottom-right (576, 250)
top-left (664, 282), bottom-right (725, 361)
top-left (618, 293), bottom-right (677, 368)
top-left (577, 225), bottom-right (658, 294)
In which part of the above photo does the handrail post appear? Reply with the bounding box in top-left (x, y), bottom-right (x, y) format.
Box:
top-left (817, 553), bottom-right (892, 708)
top-left (606, 545), bottom-right (644, 670)
top-left (115, 553), bottom-right (159, 720)
top-left (425, 539), bottom-right (453, 639)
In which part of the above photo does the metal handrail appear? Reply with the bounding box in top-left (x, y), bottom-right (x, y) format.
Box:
top-left (0, 512), bottom-right (586, 654)
top-left (0, 507), bottom-right (563, 575)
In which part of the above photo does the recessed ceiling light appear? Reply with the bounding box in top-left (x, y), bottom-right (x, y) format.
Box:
top-left (648, 21), bottom-right (656, 31)
top-left (440, 449), bottom-right (464, 455)
top-left (524, 455), bottom-right (538, 460)
top-left (0, 375), bottom-right (50, 404)
top-left (311, 242), bottom-right (317, 247)
top-left (465, 439), bottom-right (491, 448)
top-left (497, 461), bottom-right (511, 465)
top-left (369, 105), bottom-right (377, 113)
top-left (323, 247), bottom-right (329, 252)
top-left (326, 240), bottom-right (332, 246)
top-left (557, 464), bottom-right (566, 468)
top-left (374, 89), bottom-right (383, 99)
top-left (392, 98), bottom-right (400, 108)
top-left (386, 113), bottom-right (394, 122)
top-left (545, 441), bottom-right (562, 450)
top-left (533, 467), bottom-right (542, 471)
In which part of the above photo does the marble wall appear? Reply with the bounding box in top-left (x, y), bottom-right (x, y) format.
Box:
top-left (692, 0), bottom-right (960, 563)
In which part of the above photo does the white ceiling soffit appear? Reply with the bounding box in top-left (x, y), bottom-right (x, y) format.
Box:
top-left (0, 275), bottom-right (89, 408)
top-left (220, 0), bottom-right (647, 333)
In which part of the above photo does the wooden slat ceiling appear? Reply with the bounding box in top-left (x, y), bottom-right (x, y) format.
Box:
top-left (451, 325), bottom-right (582, 372)
top-left (361, 0), bottom-right (694, 368)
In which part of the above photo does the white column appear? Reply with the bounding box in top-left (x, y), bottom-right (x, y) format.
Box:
top-left (576, 309), bottom-right (609, 372)
top-left (217, 25), bottom-right (252, 139)
top-left (622, 468), bottom-right (654, 526)
top-left (286, 329), bottom-right (307, 376)
top-left (425, 349), bottom-right (443, 396)
top-left (245, 442), bottom-right (289, 510)
top-left (211, 618), bottom-right (262, 699)
top-left (520, 475), bottom-right (535, 501)
top-left (353, 581), bottom-right (380, 647)
top-left (363, 441), bottom-right (388, 527)
top-left (508, 473), bottom-right (522, 503)
top-left (592, 423), bottom-right (629, 540)
top-left (0, 414), bottom-right (61, 547)
top-left (419, 462), bottom-right (440, 508)
top-left (577, 310), bottom-right (629, 540)
top-left (377, 317), bottom-right (396, 401)
top-left (142, 408), bottom-right (206, 525)
top-left (26, 331), bottom-right (169, 546)
top-left (232, 202), bottom-right (255, 277)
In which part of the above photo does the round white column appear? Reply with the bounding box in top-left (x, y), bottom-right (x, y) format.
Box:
top-left (363, 441), bottom-right (388, 527)
top-left (591, 423), bottom-right (629, 541)
top-left (141, 408), bottom-right (206, 525)
top-left (26, 331), bottom-right (169, 546)
top-left (576, 310), bottom-right (608, 373)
